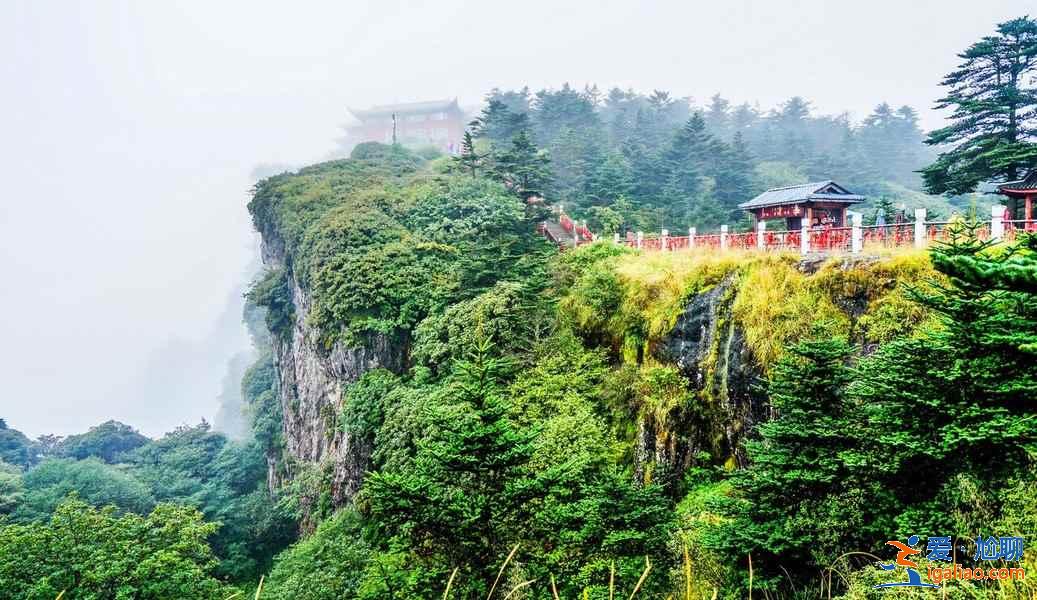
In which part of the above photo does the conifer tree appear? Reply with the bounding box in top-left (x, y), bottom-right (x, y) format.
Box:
top-left (921, 17), bottom-right (1037, 194)
top-left (363, 340), bottom-right (533, 595)
top-left (470, 99), bottom-right (530, 146)
top-left (721, 338), bottom-right (886, 589)
top-left (711, 131), bottom-right (756, 211)
top-left (455, 130), bottom-right (481, 177)
top-left (492, 130), bottom-right (552, 200)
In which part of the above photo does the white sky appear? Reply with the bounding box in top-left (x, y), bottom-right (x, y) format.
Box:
top-left (0, 0), bottom-right (1031, 437)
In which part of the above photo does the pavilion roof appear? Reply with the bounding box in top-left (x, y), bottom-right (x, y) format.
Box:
top-left (738, 180), bottom-right (865, 210)
top-left (997, 169), bottom-right (1037, 193)
top-left (349, 99), bottom-right (461, 120)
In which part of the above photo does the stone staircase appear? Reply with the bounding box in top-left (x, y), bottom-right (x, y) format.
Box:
top-left (541, 219), bottom-right (577, 248)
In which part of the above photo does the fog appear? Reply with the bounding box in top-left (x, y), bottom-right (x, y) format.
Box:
top-left (0, 0), bottom-right (1029, 438)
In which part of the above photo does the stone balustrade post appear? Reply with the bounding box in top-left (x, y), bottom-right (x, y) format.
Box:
top-left (720, 224), bottom-right (729, 250)
top-left (661, 228), bottom-right (669, 251)
top-left (689, 227), bottom-right (696, 249)
top-left (756, 220), bottom-right (766, 250)
top-left (636, 231), bottom-right (643, 249)
top-left (851, 212), bottom-right (863, 254)
top-left (801, 223), bottom-right (810, 254)
top-left (914, 208), bottom-right (927, 249)
top-left (613, 232), bottom-right (620, 244)
top-left (991, 204), bottom-right (1004, 241)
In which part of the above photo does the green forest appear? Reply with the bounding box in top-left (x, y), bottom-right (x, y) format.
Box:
top-left (1, 15), bottom-right (1036, 600)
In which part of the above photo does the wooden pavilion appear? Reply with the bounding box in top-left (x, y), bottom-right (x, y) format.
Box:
top-left (738, 181), bottom-right (865, 230)
top-left (997, 169), bottom-right (1037, 226)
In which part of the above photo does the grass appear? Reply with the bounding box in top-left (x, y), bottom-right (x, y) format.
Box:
top-left (562, 244), bottom-right (940, 373)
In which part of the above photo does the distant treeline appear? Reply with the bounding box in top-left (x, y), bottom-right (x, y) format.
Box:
top-left (461, 85), bottom-right (936, 231)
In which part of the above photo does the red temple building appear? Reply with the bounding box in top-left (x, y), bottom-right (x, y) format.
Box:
top-left (738, 180), bottom-right (865, 230)
top-left (346, 99), bottom-right (466, 154)
top-left (997, 169), bottom-right (1037, 227)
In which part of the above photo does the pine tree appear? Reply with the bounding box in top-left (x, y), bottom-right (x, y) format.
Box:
top-left (455, 130), bottom-right (481, 177)
top-left (470, 99), bottom-right (530, 146)
top-left (921, 17), bottom-right (1037, 194)
top-left (704, 93), bottom-right (731, 139)
top-left (711, 131), bottom-right (756, 211)
top-left (660, 113), bottom-right (717, 224)
top-left (363, 340), bottom-right (534, 595)
top-left (583, 151), bottom-right (634, 206)
top-left (492, 130), bottom-right (552, 200)
top-left (721, 338), bottom-right (887, 589)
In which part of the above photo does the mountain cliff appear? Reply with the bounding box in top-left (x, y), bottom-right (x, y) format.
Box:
top-left (245, 144), bottom-right (939, 530)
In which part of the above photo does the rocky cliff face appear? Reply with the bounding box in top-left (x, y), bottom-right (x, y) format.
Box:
top-left (259, 226), bottom-right (404, 519)
top-left (636, 274), bottom-right (767, 480)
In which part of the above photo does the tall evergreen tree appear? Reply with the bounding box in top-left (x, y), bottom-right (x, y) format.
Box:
top-left (455, 130), bottom-right (481, 177)
top-left (492, 130), bottom-right (552, 200)
top-left (470, 99), bottom-right (530, 146)
top-left (720, 338), bottom-right (884, 591)
top-left (583, 151), bottom-right (634, 206)
top-left (660, 113), bottom-right (719, 224)
top-left (712, 131), bottom-right (756, 211)
top-left (921, 17), bottom-right (1037, 194)
top-left (705, 93), bottom-right (732, 139)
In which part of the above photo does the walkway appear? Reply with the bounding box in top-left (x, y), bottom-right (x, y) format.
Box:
top-left (541, 206), bottom-right (1037, 255)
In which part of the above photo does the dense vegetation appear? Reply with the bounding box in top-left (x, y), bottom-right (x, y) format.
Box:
top-left (460, 84), bottom-right (972, 233)
top-left (1, 15), bottom-right (1035, 600)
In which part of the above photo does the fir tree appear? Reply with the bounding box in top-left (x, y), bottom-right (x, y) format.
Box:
top-left (660, 113), bottom-right (716, 224)
top-left (720, 338), bottom-right (886, 590)
top-left (711, 131), bottom-right (756, 211)
top-left (921, 17), bottom-right (1037, 194)
top-left (583, 151), bottom-right (634, 206)
top-left (363, 339), bottom-right (533, 595)
top-left (455, 130), bottom-right (481, 177)
top-left (470, 99), bottom-right (530, 146)
top-left (492, 130), bottom-right (552, 200)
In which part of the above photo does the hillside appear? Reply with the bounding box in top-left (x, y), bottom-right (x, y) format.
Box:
top-left (0, 141), bottom-right (1033, 599)
top-left (239, 145), bottom-right (1035, 598)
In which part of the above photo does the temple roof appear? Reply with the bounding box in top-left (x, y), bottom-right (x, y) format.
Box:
top-left (349, 99), bottom-right (461, 120)
top-left (997, 169), bottom-right (1037, 194)
top-left (738, 180), bottom-right (865, 210)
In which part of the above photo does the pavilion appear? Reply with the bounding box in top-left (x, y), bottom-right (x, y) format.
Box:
top-left (738, 181), bottom-right (865, 230)
top-left (996, 169), bottom-right (1037, 226)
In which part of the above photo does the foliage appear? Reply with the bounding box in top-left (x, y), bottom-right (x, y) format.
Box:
top-left (242, 348), bottom-right (282, 456)
top-left (56, 420), bottom-right (148, 464)
top-left (921, 16), bottom-right (1037, 194)
top-left (697, 232), bottom-right (1037, 595)
top-left (13, 458), bottom-right (155, 522)
top-left (247, 268), bottom-right (295, 337)
top-left (261, 509), bottom-right (374, 600)
top-left (355, 339), bottom-right (674, 599)
top-left (471, 83), bottom-right (939, 232)
top-left (0, 461), bottom-right (24, 515)
top-left (254, 157), bottom-right (551, 348)
top-left (0, 497), bottom-right (230, 599)
top-left (0, 421), bottom-right (38, 469)
top-left (340, 369), bottom-right (399, 446)
top-left (411, 281), bottom-right (548, 372)
top-left (490, 130), bottom-right (552, 199)
top-left (128, 423), bottom-right (296, 582)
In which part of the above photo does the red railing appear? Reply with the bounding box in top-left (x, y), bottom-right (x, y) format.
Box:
top-left (559, 217), bottom-right (1036, 254)
top-left (860, 224), bottom-right (914, 248)
top-left (761, 230), bottom-right (802, 251)
top-left (810, 226), bottom-right (852, 252)
top-left (558, 213), bottom-right (593, 243)
top-left (1005, 219), bottom-right (1037, 241)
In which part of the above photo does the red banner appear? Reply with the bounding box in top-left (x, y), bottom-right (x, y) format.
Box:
top-left (759, 204), bottom-right (802, 219)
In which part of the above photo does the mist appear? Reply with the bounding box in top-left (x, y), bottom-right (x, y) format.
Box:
top-left (1, 0), bottom-right (1030, 438)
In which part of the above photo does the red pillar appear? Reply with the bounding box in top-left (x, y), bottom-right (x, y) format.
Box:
top-left (1026, 194), bottom-right (1033, 224)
